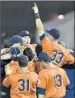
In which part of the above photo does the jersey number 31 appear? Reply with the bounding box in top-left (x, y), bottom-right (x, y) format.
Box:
top-left (18, 79), bottom-right (30, 92)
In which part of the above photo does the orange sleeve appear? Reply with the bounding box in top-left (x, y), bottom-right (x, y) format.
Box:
top-left (41, 37), bottom-right (53, 56)
top-left (64, 71), bottom-right (70, 86)
top-left (3, 76), bottom-right (11, 88)
top-left (37, 71), bottom-right (47, 89)
top-left (65, 53), bottom-right (74, 64)
top-left (30, 72), bottom-right (38, 92)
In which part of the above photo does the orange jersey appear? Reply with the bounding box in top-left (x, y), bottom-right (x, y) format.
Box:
top-left (3, 71), bottom-right (38, 98)
top-left (41, 36), bottom-right (74, 67)
top-left (37, 67), bottom-right (70, 98)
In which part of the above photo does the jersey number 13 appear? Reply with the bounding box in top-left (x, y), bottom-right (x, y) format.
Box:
top-left (54, 74), bottom-right (63, 87)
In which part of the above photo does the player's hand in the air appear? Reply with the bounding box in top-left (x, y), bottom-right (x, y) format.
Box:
top-left (32, 3), bottom-right (39, 13)
top-left (32, 2), bottom-right (44, 36)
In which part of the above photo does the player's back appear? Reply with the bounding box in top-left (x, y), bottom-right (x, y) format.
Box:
top-left (41, 37), bottom-right (74, 67)
top-left (6, 72), bottom-right (38, 98)
top-left (38, 67), bottom-right (70, 98)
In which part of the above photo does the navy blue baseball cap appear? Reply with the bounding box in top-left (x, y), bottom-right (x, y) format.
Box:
top-left (10, 47), bottom-right (22, 59)
top-left (10, 35), bottom-right (23, 45)
top-left (38, 52), bottom-right (51, 62)
top-left (46, 28), bottom-right (60, 39)
top-left (19, 30), bottom-right (30, 37)
top-left (17, 55), bottom-right (28, 67)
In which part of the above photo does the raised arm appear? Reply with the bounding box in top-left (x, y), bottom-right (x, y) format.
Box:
top-left (32, 3), bottom-right (44, 37)
top-left (32, 3), bottom-right (53, 57)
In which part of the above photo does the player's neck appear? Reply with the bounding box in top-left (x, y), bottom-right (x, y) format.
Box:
top-left (46, 63), bottom-right (57, 69)
top-left (19, 67), bottom-right (29, 73)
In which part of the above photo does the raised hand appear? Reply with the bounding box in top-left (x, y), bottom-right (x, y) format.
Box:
top-left (32, 3), bottom-right (39, 13)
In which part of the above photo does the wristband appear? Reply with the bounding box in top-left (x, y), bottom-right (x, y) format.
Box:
top-left (35, 13), bottom-right (40, 19)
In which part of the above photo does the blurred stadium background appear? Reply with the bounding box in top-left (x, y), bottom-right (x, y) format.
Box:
top-left (0, 1), bottom-right (74, 98)
top-left (0, 1), bottom-right (74, 50)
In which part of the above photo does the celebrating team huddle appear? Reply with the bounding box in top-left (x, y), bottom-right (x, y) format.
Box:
top-left (1, 3), bottom-right (74, 98)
